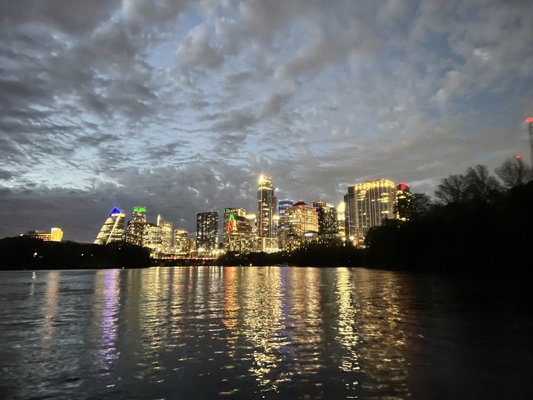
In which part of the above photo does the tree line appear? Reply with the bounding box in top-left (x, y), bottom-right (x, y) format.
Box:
top-left (218, 156), bottom-right (532, 271)
top-left (0, 237), bottom-right (151, 270)
top-left (365, 156), bottom-right (532, 271)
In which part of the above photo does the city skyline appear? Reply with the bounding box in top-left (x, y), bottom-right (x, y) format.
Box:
top-left (1, 1), bottom-right (532, 242)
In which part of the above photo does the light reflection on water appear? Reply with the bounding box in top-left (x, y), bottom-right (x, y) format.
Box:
top-left (0, 266), bottom-right (530, 399)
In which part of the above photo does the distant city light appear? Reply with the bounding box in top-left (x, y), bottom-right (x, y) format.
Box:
top-left (526, 117), bottom-right (533, 123)
top-left (514, 154), bottom-right (521, 159)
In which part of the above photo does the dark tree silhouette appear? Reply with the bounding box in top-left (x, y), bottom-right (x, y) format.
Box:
top-left (495, 157), bottom-right (531, 188)
top-left (464, 164), bottom-right (502, 201)
top-left (410, 193), bottom-right (432, 220)
top-left (435, 174), bottom-right (468, 204)
top-left (435, 165), bottom-right (502, 204)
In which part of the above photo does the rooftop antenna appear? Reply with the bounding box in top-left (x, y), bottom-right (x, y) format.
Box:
top-left (527, 117), bottom-right (533, 173)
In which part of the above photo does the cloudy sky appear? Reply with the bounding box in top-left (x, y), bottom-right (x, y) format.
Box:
top-left (1, 0), bottom-right (532, 242)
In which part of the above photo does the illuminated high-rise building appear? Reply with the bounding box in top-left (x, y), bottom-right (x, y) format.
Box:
top-left (282, 201), bottom-right (319, 251)
top-left (173, 229), bottom-right (190, 256)
top-left (143, 223), bottom-right (162, 257)
top-left (313, 201), bottom-right (338, 239)
top-left (196, 210), bottom-right (218, 253)
top-left (396, 183), bottom-right (413, 221)
top-left (94, 208), bottom-right (125, 245)
top-left (278, 199), bottom-right (294, 219)
top-left (277, 198), bottom-right (293, 238)
top-left (257, 174), bottom-right (278, 252)
top-left (336, 201), bottom-right (346, 240)
top-left (157, 214), bottom-right (173, 255)
top-left (223, 208), bottom-right (254, 253)
top-left (344, 189), bottom-right (356, 239)
top-left (126, 206), bottom-right (147, 246)
top-left (345, 179), bottom-right (397, 245)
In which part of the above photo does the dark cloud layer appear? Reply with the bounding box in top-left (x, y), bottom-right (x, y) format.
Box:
top-left (1, 0), bottom-right (532, 241)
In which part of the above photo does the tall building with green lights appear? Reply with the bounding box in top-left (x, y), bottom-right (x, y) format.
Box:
top-left (223, 208), bottom-right (254, 253)
top-left (94, 208), bottom-right (125, 245)
top-left (126, 206), bottom-right (147, 247)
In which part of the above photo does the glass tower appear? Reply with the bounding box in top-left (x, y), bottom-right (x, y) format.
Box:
top-left (257, 175), bottom-right (277, 238)
top-left (196, 211), bottom-right (218, 253)
top-left (345, 179), bottom-right (397, 245)
top-left (257, 174), bottom-right (278, 252)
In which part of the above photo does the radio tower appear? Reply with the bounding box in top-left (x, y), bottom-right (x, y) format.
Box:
top-left (527, 117), bottom-right (533, 172)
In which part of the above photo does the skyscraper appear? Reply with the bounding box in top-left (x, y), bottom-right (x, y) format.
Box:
top-left (94, 208), bottom-right (125, 245)
top-left (143, 223), bottom-right (162, 256)
top-left (196, 210), bottom-right (218, 253)
top-left (345, 179), bottom-right (397, 245)
top-left (126, 206), bottom-right (147, 246)
top-left (313, 201), bottom-right (338, 239)
top-left (173, 229), bottom-right (190, 256)
top-left (223, 208), bottom-right (254, 253)
top-left (277, 198), bottom-right (293, 239)
top-left (396, 183), bottom-right (413, 221)
top-left (157, 214), bottom-right (173, 255)
top-left (281, 201), bottom-right (319, 251)
top-left (257, 174), bottom-right (278, 252)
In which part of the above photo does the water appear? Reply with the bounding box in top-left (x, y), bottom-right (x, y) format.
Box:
top-left (0, 267), bottom-right (529, 399)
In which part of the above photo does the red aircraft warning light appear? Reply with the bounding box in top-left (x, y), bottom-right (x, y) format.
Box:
top-left (514, 154), bottom-right (521, 159)
top-left (526, 117), bottom-right (533, 123)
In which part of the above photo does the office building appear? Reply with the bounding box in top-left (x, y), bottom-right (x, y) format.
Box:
top-left (94, 208), bottom-right (125, 245)
top-left (223, 208), bottom-right (254, 253)
top-left (313, 201), bottom-right (338, 239)
top-left (345, 179), bottom-right (397, 245)
top-left (143, 223), bottom-right (162, 257)
top-left (174, 229), bottom-right (190, 256)
top-left (126, 206), bottom-right (147, 246)
top-left (281, 201), bottom-right (319, 251)
top-left (157, 214), bottom-right (173, 255)
top-left (196, 210), bottom-right (218, 253)
top-left (23, 227), bottom-right (64, 242)
top-left (257, 174), bottom-right (278, 252)
top-left (396, 183), bottom-right (413, 221)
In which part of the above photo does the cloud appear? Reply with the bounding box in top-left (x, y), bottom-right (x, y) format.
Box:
top-left (1, 0), bottom-right (532, 241)
top-left (175, 23), bottom-right (224, 71)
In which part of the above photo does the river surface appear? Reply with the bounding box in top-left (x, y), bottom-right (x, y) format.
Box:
top-left (0, 267), bottom-right (529, 399)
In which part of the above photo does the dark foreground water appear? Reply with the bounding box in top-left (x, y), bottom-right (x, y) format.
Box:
top-left (0, 267), bottom-right (530, 400)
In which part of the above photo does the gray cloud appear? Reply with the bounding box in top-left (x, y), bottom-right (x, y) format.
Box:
top-left (1, 0), bottom-right (532, 241)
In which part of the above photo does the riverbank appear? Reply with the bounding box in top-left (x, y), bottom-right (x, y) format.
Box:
top-left (0, 237), bottom-right (151, 270)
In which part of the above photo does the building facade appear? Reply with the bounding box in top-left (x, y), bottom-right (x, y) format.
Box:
top-left (157, 214), bottom-right (173, 255)
top-left (313, 201), bottom-right (338, 240)
top-left (23, 227), bottom-right (64, 242)
top-left (281, 201), bottom-right (319, 251)
top-left (143, 223), bottom-right (162, 256)
top-left (345, 179), bottom-right (397, 245)
top-left (223, 208), bottom-right (254, 253)
top-left (94, 208), bottom-right (125, 245)
top-left (126, 206), bottom-right (147, 246)
top-left (257, 174), bottom-right (278, 252)
top-left (173, 229), bottom-right (190, 256)
top-left (196, 210), bottom-right (218, 253)
top-left (396, 183), bottom-right (413, 222)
